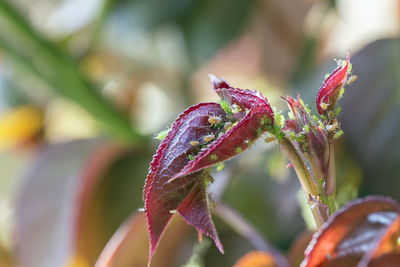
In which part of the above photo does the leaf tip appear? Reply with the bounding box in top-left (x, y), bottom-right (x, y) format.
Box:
top-left (209, 74), bottom-right (230, 90)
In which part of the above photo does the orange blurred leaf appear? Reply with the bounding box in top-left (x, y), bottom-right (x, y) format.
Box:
top-left (233, 251), bottom-right (279, 267)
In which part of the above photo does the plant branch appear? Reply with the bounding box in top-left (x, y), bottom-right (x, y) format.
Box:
top-left (279, 137), bottom-right (329, 228)
top-left (325, 139), bottom-right (337, 213)
top-left (213, 202), bottom-right (290, 267)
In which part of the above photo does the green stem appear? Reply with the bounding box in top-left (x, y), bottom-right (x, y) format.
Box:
top-left (279, 137), bottom-right (328, 228)
top-left (280, 138), bottom-right (317, 198)
top-left (326, 140), bottom-right (337, 213)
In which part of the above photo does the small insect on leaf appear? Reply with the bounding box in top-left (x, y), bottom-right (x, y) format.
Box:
top-left (347, 75), bottom-right (358, 85)
top-left (231, 103), bottom-right (241, 114)
top-left (154, 128), bottom-right (170, 140)
top-left (203, 134), bottom-right (215, 143)
top-left (208, 116), bottom-right (222, 126)
top-left (219, 100), bottom-right (232, 115)
top-left (320, 102), bottom-right (329, 111)
top-left (190, 140), bottom-right (200, 146)
top-left (210, 154), bottom-right (218, 160)
top-left (216, 162), bottom-right (225, 171)
top-left (224, 121), bottom-right (233, 131)
top-left (333, 130), bottom-right (344, 139)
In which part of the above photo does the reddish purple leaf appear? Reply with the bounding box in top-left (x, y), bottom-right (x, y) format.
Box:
top-left (316, 53), bottom-right (351, 115)
top-left (301, 196), bottom-right (400, 267)
top-left (175, 105), bottom-right (272, 178)
top-left (144, 76), bottom-right (275, 264)
top-left (177, 172), bottom-right (223, 253)
top-left (144, 103), bottom-right (226, 261)
top-left (174, 76), bottom-right (274, 178)
top-left (211, 74), bottom-right (274, 113)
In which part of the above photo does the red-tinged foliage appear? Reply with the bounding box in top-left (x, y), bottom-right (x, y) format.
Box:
top-left (175, 105), bottom-right (272, 178)
top-left (316, 53), bottom-right (351, 115)
top-left (144, 103), bottom-right (226, 261)
top-left (301, 196), bottom-right (400, 267)
top-left (143, 77), bottom-right (275, 264)
top-left (211, 74), bottom-right (274, 114)
top-left (177, 172), bottom-right (222, 252)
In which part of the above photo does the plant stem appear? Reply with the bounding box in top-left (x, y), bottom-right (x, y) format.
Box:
top-left (279, 138), bottom-right (317, 198)
top-left (279, 137), bottom-right (329, 228)
top-left (326, 140), bottom-right (337, 214)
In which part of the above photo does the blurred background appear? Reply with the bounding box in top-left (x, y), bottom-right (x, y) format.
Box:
top-left (0, 0), bottom-right (399, 266)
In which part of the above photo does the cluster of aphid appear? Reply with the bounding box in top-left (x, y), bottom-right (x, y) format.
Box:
top-left (186, 113), bottom-right (235, 161)
top-left (186, 102), bottom-right (245, 164)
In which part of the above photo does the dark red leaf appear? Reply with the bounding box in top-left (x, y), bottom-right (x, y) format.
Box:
top-left (177, 172), bottom-right (223, 253)
top-left (316, 53), bottom-right (351, 115)
top-left (174, 75), bottom-right (274, 178)
top-left (301, 196), bottom-right (400, 267)
top-left (175, 106), bottom-right (273, 178)
top-left (144, 103), bottom-right (226, 261)
top-left (144, 77), bottom-right (275, 264)
top-left (211, 74), bottom-right (274, 113)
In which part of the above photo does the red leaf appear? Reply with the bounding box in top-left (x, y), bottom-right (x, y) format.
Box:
top-left (175, 106), bottom-right (272, 178)
top-left (174, 75), bottom-right (274, 178)
top-left (301, 196), bottom-right (400, 267)
top-left (211, 74), bottom-right (274, 113)
top-left (144, 103), bottom-right (226, 261)
top-left (144, 77), bottom-right (275, 264)
top-left (316, 53), bottom-right (351, 115)
top-left (177, 172), bottom-right (223, 253)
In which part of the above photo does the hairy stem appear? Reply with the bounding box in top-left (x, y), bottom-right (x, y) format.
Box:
top-left (279, 137), bottom-right (329, 228)
top-left (326, 140), bottom-right (337, 213)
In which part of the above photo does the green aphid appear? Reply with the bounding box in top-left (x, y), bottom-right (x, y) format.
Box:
top-left (235, 147), bottom-right (242, 153)
top-left (348, 62), bottom-right (353, 73)
top-left (216, 162), bottom-right (225, 172)
top-left (154, 128), bottom-right (170, 140)
top-left (338, 87), bottom-right (345, 99)
top-left (219, 100), bottom-right (232, 115)
top-left (334, 130), bottom-right (344, 139)
top-left (261, 116), bottom-right (272, 126)
top-left (210, 154), bottom-right (218, 160)
top-left (188, 154), bottom-right (195, 161)
top-left (335, 107), bottom-right (342, 116)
